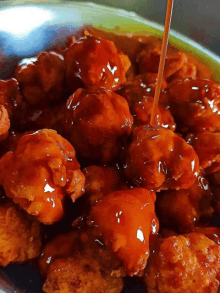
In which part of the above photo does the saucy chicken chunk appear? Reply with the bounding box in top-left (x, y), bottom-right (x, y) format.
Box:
top-left (82, 165), bottom-right (127, 206)
top-left (88, 188), bottom-right (158, 275)
top-left (40, 226), bottom-right (125, 293)
top-left (156, 175), bottom-right (213, 232)
top-left (0, 202), bottom-right (41, 266)
top-left (169, 78), bottom-right (220, 133)
top-left (124, 126), bottom-right (199, 190)
top-left (0, 78), bottom-right (23, 119)
top-left (15, 52), bottom-right (65, 105)
top-left (65, 89), bottom-right (133, 162)
top-left (136, 36), bottom-right (189, 80)
top-left (144, 233), bottom-right (220, 293)
top-left (187, 132), bottom-right (220, 175)
top-left (0, 105), bottom-right (10, 141)
top-left (0, 129), bottom-right (85, 224)
top-left (65, 36), bottom-right (131, 92)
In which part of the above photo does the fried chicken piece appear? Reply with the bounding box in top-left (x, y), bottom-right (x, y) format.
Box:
top-left (0, 129), bottom-right (85, 224)
top-left (118, 73), bottom-right (168, 107)
top-left (136, 37), bottom-right (188, 79)
top-left (65, 36), bottom-right (131, 92)
top-left (144, 233), bottom-right (220, 293)
top-left (156, 175), bottom-right (213, 232)
top-left (0, 78), bottom-right (23, 119)
top-left (65, 89), bottom-right (133, 162)
top-left (15, 52), bottom-right (65, 105)
top-left (124, 126), bottom-right (199, 191)
top-left (0, 202), bottom-right (41, 266)
top-left (169, 78), bottom-right (220, 133)
top-left (118, 73), bottom-right (175, 130)
top-left (40, 226), bottom-right (125, 293)
top-left (0, 105), bottom-right (10, 141)
top-left (169, 62), bottom-right (197, 83)
top-left (193, 227), bottom-right (220, 245)
top-left (82, 165), bottom-right (127, 206)
top-left (88, 188), bottom-right (159, 275)
top-left (187, 132), bottom-right (220, 175)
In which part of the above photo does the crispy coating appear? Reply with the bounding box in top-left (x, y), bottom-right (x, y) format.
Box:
top-left (156, 175), bottom-right (214, 232)
top-left (65, 36), bottom-right (131, 92)
top-left (65, 89), bottom-right (133, 162)
top-left (40, 227), bottom-right (125, 293)
top-left (15, 52), bottom-right (65, 105)
top-left (136, 37), bottom-right (188, 79)
top-left (169, 78), bottom-right (220, 133)
top-left (0, 105), bottom-right (10, 141)
top-left (0, 129), bottom-right (85, 224)
top-left (187, 132), bottom-right (220, 175)
top-left (170, 62), bottom-right (197, 82)
top-left (88, 188), bottom-right (158, 275)
top-left (82, 165), bottom-right (127, 206)
top-left (0, 202), bottom-right (41, 266)
top-left (124, 126), bottom-right (199, 190)
top-left (144, 233), bottom-right (220, 293)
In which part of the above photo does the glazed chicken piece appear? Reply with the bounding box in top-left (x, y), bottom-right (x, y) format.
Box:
top-left (156, 175), bottom-right (213, 233)
top-left (65, 36), bottom-right (131, 92)
top-left (15, 52), bottom-right (65, 105)
top-left (88, 188), bottom-right (159, 276)
top-left (0, 129), bottom-right (85, 224)
top-left (82, 165), bottom-right (127, 206)
top-left (169, 78), bottom-right (220, 133)
top-left (40, 226), bottom-right (125, 293)
top-left (144, 233), bottom-right (220, 293)
top-left (65, 88), bottom-right (133, 163)
top-left (136, 36), bottom-right (188, 79)
top-left (169, 62), bottom-right (197, 82)
top-left (118, 73), bottom-right (175, 130)
top-left (0, 202), bottom-right (41, 266)
top-left (0, 105), bottom-right (10, 141)
top-left (187, 132), bottom-right (220, 175)
top-left (0, 78), bottom-right (23, 119)
top-left (124, 126), bottom-right (199, 191)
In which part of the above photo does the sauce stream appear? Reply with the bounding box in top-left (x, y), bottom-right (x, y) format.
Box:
top-left (150, 0), bottom-right (174, 125)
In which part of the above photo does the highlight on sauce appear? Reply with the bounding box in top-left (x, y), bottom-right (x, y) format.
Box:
top-left (1, 1), bottom-right (220, 292)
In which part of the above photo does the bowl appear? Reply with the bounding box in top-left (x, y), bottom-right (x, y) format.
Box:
top-left (0, 1), bottom-right (220, 292)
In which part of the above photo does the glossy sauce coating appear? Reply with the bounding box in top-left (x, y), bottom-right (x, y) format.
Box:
top-left (156, 175), bottom-right (213, 232)
top-left (65, 88), bottom-right (133, 162)
top-left (169, 78), bottom-right (220, 132)
top-left (0, 129), bottom-right (85, 224)
top-left (124, 126), bottom-right (199, 190)
top-left (88, 188), bottom-right (158, 275)
top-left (145, 233), bottom-right (220, 293)
top-left (82, 165), bottom-right (127, 206)
top-left (65, 36), bottom-right (131, 92)
top-left (15, 52), bottom-right (65, 105)
top-left (187, 132), bottom-right (220, 174)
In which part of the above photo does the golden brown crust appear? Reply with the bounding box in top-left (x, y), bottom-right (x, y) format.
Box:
top-left (144, 233), bottom-right (220, 293)
top-left (0, 203), bottom-right (41, 266)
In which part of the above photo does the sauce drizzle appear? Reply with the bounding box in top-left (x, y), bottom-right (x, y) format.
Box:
top-left (150, 0), bottom-right (174, 125)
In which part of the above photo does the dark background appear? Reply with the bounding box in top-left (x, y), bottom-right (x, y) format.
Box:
top-left (76, 0), bottom-right (220, 55)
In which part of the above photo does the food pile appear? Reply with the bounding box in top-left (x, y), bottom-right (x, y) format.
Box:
top-left (1, 26), bottom-right (220, 293)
